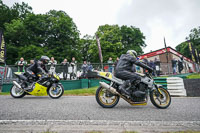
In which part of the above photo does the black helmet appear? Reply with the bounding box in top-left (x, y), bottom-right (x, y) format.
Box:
top-left (127, 50), bottom-right (137, 58)
top-left (40, 56), bottom-right (50, 64)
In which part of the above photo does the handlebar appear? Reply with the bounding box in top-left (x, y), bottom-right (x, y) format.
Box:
top-left (135, 60), bottom-right (154, 73)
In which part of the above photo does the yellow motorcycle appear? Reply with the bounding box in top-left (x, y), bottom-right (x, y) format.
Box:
top-left (95, 69), bottom-right (171, 109)
top-left (10, 72), bottom-right (64, 99)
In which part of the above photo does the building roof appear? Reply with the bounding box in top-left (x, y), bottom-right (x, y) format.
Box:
top-left (138, 47), bottom-right (193, 63)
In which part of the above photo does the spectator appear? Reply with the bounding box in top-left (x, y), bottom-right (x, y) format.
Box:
top-left (149, 60), bottom-right (155, 76)
top-left (178, 57), bottom-right (184, 74)
top-left (171, 58), bottom-right (177, 74)
top-left (107, 57), bottom-right (113, 73)
top-left (17, 57), bottom-right (27, 72)
top-left (87, 62), bottom-right (93, 72)
top-left (70, 57), bottom-right (77, 80)
top-left (81, 61), bottom-right (88, 78)
top-left (154, 58), bottom-right (161, 76)
top-left (143, 57), bottom-right (149, 66)
top-left (61, 59), bottom-right (69, 80)
top-left (142, 57), bottom-right (149, 73)
top-left (114, 57), bottom-right (119, 72)
top-left (48, 57), bottom-right (57, 75)
top-left (28, 60), bottom-right (34, 66)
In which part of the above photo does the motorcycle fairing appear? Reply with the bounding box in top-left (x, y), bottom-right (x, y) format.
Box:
top-left (28, 83), bottom-right (48, 96)
top-left (97, 72), bottom-right (123, 85)
top-left (98, 72), bottom-right (112, 79)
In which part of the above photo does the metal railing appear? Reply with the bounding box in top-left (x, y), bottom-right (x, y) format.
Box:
top-left (0, 62), bottom-right (198, 84)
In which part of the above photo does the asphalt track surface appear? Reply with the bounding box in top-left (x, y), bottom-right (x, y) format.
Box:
top-left (0, 96), bottom-right (200, 133)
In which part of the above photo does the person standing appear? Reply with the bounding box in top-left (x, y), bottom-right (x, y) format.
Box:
top-left (178, 57), bottom-right (184, 74)
top-left (107, 57), bottom-right (114, 73)
top-left (149, 60), bottom-right (155, 76)
top-left (171, 58), bottom-right (177, 74)
top-left (17, 57), bottom-right (27, 72)
top-left (154, 58), bottom-right (161, 76)
top-left (142, 57), bottom-right (149, 73)
top-left (48, 57), bottom-right (57, 75)
top-left (70, 57), bottom-right (77, 80)
top-left (61, 59), bottom-right (69, 80)
top-left (114, 57), bottom-right (119, 72)
top-left (87, 62), bottom-right (93, 72)
top-left (81, 61), bottom-right (88, 78)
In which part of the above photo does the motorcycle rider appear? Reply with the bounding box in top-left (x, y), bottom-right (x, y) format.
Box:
top-left (115, 50), bottom-right (153, 97)
top-left (26, 56), bottom-right (50, 83)
top-left (115, 50), bottom-right (140, 96)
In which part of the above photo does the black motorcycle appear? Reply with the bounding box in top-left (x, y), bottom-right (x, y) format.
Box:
top-left (95, 63), bottom-right (171, 109)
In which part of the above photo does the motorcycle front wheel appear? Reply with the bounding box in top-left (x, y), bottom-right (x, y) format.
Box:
top-left (48, 84), bottom-right (64, 99)
top-left (10, 85), bottom-right (26, 98)
top-left (150, 87), bottom-right (171, 109)
top-left (96, 86), bottom-right (120, 108)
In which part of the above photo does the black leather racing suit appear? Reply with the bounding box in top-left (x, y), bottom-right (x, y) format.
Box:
top-left (26, 60), bottom-right (48, 78)
top-left (115, 54), bottom-right (141, 83)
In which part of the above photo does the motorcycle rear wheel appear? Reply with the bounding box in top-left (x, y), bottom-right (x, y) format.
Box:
top-left (96, 86), bottom-right (120, 108)
top-left (150, 87), bottom-right (171, 109)
top-left (10, 85), bottom-right (26, 98)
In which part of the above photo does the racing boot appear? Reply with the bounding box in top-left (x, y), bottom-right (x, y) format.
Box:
top-left (119, 80), bottom-right (131, 96)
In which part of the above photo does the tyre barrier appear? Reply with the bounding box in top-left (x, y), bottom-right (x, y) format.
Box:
top-left (166, 77), bottom-right (186, 96)
top-left (154, 77), bottom-right (187, 96)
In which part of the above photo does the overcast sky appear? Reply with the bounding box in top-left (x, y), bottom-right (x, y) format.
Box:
top-left (3, 0), bottom-right (200, 53)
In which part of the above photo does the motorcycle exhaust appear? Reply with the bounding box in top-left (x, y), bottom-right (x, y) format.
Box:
top-left (13, 81), bottom-right (22, 89)
top-left (99, 82), bottom-right (119, 95)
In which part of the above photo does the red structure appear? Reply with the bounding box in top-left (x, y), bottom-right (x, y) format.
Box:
top-left (138, 47), bottom-right (197, 74)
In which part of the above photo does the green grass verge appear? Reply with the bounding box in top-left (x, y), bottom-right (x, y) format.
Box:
top-left (0, 87), bottom-right (98, 96)
top-left (63, 86), bottom-right (98, 96)
top-left (0, 92), bottom-right (9, 95)
top-left (186, 73), bottom-right (200, 79)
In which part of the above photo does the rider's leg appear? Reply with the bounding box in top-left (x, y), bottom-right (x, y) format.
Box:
top-left (115, 70), bottom-right (141, 96)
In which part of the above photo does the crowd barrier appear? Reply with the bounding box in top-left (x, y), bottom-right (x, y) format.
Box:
top-left (154, 77), bottom-right (187, 96)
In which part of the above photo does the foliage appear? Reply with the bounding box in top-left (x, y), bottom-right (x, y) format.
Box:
top-left (89, 24), bottom-right (146, 63)
top-left (176, 26), bottom-right (200, 59)
top-left (1, 1), bottom-right (146, 65)
top-left (79, 34), bottom-right (94, 61)
top-left (2, 0), bottom-right (80, 64)
top-left (175, 42), bottom-right (190, 58)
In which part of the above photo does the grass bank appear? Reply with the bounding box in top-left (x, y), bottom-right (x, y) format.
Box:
top-left (63, 86), bottom-right (98, 96)
top-left (0, 87), bottom-right (98, 96)
top-left (186, 73), bottom-right (200, 79)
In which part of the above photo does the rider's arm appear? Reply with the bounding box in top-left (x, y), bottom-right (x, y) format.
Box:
top-left (37, 62), bottom-right (48, 75)
top-left (135, 60), bottom-right (153, 72)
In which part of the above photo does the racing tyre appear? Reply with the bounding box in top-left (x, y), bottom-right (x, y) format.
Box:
top-left (150, 87), bottom-right (171, 109)
top-left (48, 84), bottom-right (64, 99)
top-left (96, 86), bottom-right (120, 108)
top-left (10, 85), bottom-right (26, 98)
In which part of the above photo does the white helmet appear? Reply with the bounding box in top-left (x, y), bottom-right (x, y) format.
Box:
top-left (40, 56), bottom-right (50, 64)
top-left (127, 50), bottom-right (137, 58)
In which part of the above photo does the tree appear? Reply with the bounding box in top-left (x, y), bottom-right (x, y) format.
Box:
top-left (186, 26), bottom-right (200, 50)
top-left (176, 26), bottom-right (200, 59)
top-left (44, 10), bottom-right (80, 62)
top-left (4, 8), bottom-right (80, 64)
top-left (176, 41), bottom-right (190, 58)
top-left (121, 25), bottom-right (146, 55)
top-left (0, 0), bottom-right (32, 30)
top-left (11, 2), bottom-right (32, 19)
top-left (88, 24), bottom-right (146, 63)
top-left (79, 35), bottom-right (93, 61)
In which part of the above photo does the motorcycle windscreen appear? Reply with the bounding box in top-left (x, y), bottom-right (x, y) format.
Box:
top-left (29, 83), bottom-right (48, 96)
